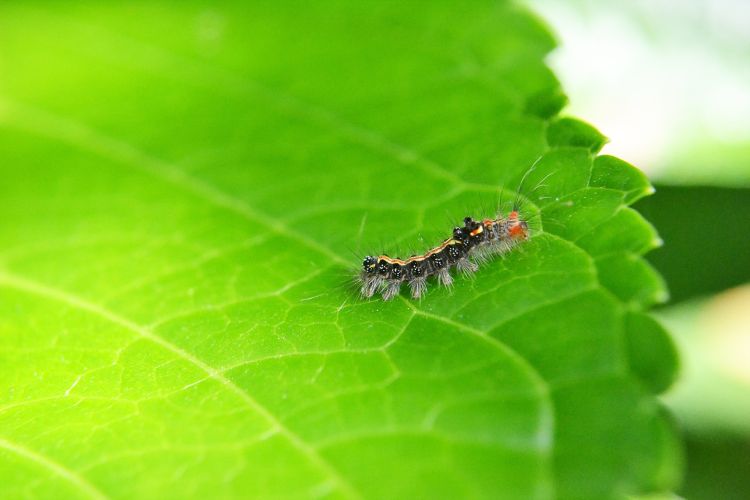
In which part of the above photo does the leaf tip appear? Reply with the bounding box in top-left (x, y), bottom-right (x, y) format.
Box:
top-left (547, 117), bottom-right (608, 153)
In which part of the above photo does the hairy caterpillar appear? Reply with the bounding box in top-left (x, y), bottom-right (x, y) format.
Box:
top-left (359, 210), bottom-right (529, 300)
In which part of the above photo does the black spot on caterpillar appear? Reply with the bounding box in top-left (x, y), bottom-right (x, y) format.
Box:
top-left (359, 210), bottom-right (529, 300)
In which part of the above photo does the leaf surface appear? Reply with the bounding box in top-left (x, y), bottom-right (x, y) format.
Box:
top-left (0, 2), bottom-right (678, 498)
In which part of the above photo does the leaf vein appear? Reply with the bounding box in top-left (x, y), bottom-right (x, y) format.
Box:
top-left (0, 271), bottom-right (361, 499)
top-left (0, 437), bottom-right (108, 500)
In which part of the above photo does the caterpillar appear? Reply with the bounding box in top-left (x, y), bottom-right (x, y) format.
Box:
top-left (359, 210), bottom-right (529, 300)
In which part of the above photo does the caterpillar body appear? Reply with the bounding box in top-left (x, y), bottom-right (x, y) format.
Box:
top-left (359, 210), bottom-right (529, 301)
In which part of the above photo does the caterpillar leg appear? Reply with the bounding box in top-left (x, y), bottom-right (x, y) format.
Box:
top-left (471, 245), bottom-right (494, 265)
top-left (456, 258), bottom-right (478, 277)
top-left (489, 239), bottom-right (512, 256)
top-left (381, 280), bottom-right (402, 301)
top-left (409, 277), bottom-right (427, 299)
top-left (436, 268), bottom-right (453, 288)
top-left (360, 275), bottom-right (383, 298)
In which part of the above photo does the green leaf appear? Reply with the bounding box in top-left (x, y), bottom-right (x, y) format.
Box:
top-left (624, 312), bottom-right (679, 394)
top-left (546, 117), bottom-right (607, 153)
top-left (0, 2), bottom-right (679, 498)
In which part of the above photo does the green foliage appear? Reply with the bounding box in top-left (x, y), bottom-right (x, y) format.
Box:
top-left (680, 435), bottom-right (750, 500)
top-left (0, 1), bottom-right (679, 498)
top-left (638, 185), bottom-right (750, 303)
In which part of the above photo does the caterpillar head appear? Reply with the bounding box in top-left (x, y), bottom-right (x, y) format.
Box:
top-left (507, 212), bottom-right (529, 240)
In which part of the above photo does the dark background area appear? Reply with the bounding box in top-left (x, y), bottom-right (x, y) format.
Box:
top-left (638, 185), bottom-right (750, 304)
top-left (638, 184), bottom-right (750, 499)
